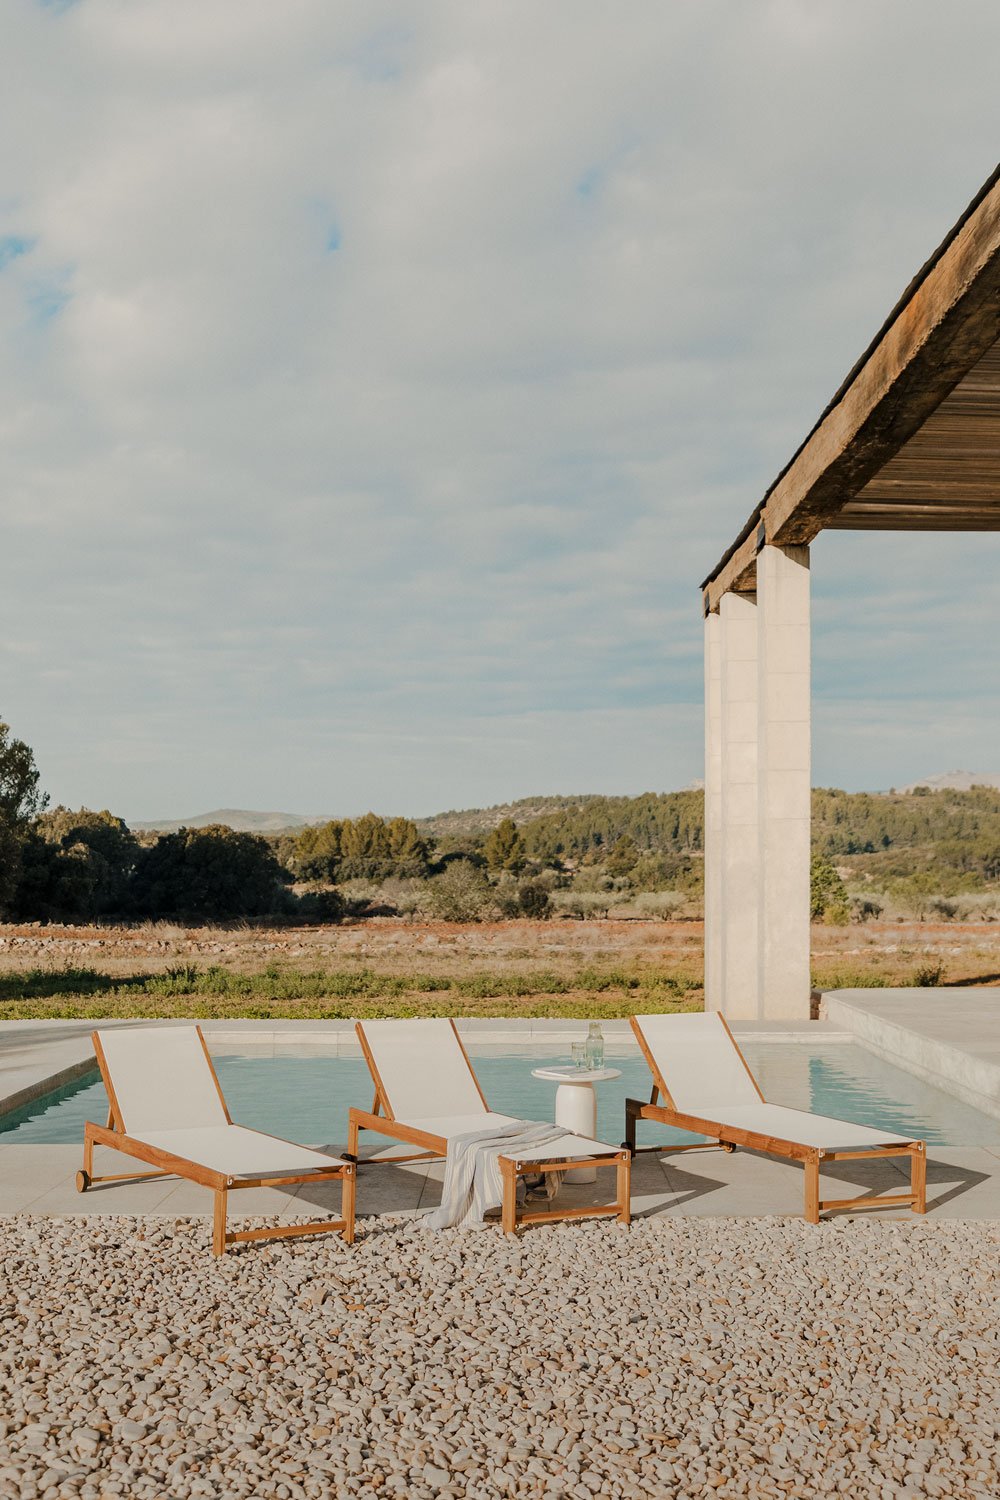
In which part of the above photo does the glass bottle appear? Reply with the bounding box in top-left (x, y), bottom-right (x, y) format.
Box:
top-left (585, 1021), bottom-right (604, 1071)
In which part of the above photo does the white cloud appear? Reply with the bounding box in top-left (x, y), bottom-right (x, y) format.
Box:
top-left (2, 1), bottom-right (1000, 817)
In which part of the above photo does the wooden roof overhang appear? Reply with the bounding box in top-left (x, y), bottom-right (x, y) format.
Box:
top-left (702, 163), bottom-right (1000, 615)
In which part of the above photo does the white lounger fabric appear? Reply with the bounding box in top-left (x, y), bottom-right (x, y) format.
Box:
top-left (359, 1020), bottom-right (616, 1160)
top-left (635, 1013), bottom-right (761, 1114)
top-left (633, 1014), bottom-right (912, 1148)
top-left (694, 1104), bottom-right (909, 1151)
top-left (97, 1026), bottom-right (228, 1134)
top-left (360, 1019), bottom-right (486, 1119)
top-left (137, 1125), bottom-right (341, 1179)
top-left (95, 1026), bottom-right (346, 1178)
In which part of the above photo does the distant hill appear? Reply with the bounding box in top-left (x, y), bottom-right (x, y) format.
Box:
top-left (415, 796), bottom-right (604, 839)
top-left (898, 771), bottom-right (1000, 793)
top-left (132, 809), bottom-right (319, 834)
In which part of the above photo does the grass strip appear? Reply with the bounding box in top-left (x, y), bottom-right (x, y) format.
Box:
top-left (0, 963), bottom-right (703, 1019)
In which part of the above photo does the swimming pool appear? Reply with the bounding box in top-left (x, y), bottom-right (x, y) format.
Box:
top-left (2, 1039), bottom-right (997, 1147)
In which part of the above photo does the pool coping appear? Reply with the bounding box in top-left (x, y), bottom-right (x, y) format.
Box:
top-left (0, 1017), bottom-right (852, 1119)
top-left (819, 988), bottom-right (1000, 1122)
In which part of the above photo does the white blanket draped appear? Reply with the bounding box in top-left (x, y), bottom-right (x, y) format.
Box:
top-left (422, 1120), bottom-right (570, 1230)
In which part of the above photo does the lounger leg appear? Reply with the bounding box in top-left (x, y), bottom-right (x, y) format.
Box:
top-left (912, 1144), bottom-right (927, 1214)
top-left (347, 1114), bottom-right (359, 1162)
top-left (213, 1189), bottom-right (228, 1256)
top-left (500, 1159), bottom-right (518, 1235)
top-left (341, 1164), bottom-right (356, 1244)
top-left (623, 1098), bottom-right (640, 1155)
top-left (804, 1155), bottom-right (820, 1225)
top-left (617, 1152), bottom-right (631, 1226)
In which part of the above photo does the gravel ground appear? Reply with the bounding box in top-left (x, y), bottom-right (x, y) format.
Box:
top-left (1, 1214), bottom-right (997, 1499)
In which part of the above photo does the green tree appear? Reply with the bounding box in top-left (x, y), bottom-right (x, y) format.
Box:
top-left (340, 813), bottom-right (393, 878)
top-left (810, 855), bottom-right (849, 923)
top-left (293, 820), bottom-right (344, 881)
top-left (386, 817), bottom-right (430, 876)
top-left (130, 825), bottom-right (287, 920)
top-left (483, 818), bottom-right (526, 874)
top-left (14, 807), bottom-right (137, 919)
top-left (0, 719), bottom-right (48, 912)
top-left (605, 835), bottom-right (639, 878)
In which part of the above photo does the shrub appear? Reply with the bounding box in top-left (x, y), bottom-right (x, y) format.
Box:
top-left (551, 890), bottom-right (614, 920)
top-left (426, 861), bottom-right (495, 922)
top-left (631, 891), bottom-right (685, 920)
top-left (517, 882), bottom-right (551, 919)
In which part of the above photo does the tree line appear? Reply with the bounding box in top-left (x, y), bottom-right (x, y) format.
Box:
top-left (4, 710), bottom-right (1000, 924)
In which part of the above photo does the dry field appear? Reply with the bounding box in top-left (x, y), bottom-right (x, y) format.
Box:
top-left (0, 918), bottom-right (999, 1020)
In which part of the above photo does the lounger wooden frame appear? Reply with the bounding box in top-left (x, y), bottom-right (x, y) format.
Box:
top-left (347, 1019), bottom-right (630, 1234)
top-left (78, 1027), bottom-right (356, 1255)
top-left (624, 1015), bottom-right (926, 1224)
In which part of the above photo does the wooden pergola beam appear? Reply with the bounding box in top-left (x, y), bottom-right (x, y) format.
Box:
top-left (702, 163), bottom-right (1000, 613)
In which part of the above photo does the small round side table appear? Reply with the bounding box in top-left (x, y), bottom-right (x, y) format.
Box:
top-left (530, 1065), bottom-right (622, 1183)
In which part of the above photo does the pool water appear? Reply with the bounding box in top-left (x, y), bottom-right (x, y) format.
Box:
top-left (2, 1041), bottom-right (997, 1147)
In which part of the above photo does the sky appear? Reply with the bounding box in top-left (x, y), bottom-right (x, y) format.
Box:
top-left (2, 1), bottom-right (1000, 821)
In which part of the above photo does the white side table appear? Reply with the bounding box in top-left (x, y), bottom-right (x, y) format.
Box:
top-left (531, 1066), bottom-right (622, 1183)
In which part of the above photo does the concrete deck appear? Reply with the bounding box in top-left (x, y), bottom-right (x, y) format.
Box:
top-left (820, 987), bottom-right (1000, 1121)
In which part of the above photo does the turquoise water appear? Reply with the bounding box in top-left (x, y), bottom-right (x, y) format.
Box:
top-left (2, 1041), bottom-right (997, 1147)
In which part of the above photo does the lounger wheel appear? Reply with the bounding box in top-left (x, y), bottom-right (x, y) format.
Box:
top-left (76, 1170), bottom-right (90, 1193)
top-left (721, 1142), bottom-right (736, 1153)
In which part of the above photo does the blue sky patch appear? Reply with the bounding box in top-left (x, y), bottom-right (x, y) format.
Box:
top-left (0, 235), bottom-right (35, 270)
top-left (27, 272), bottom-right (71, 323)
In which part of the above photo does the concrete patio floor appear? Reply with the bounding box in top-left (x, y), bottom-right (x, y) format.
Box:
top-left (3, 1138), bottom-right (1000, 1226)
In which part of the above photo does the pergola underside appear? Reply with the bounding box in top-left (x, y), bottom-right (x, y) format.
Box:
top-left (829, 338), bottom-right (1000, 530)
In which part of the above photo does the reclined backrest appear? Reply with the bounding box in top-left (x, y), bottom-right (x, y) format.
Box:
top-left (356, 1018), bottom-right (487, 1120)
top-left (94, 1025), bottom-right (229, 1136)
top-left (631, 1013), bottom-right (762, 1116)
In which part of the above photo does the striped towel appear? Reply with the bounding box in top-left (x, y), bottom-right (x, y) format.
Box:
top-left (422, 1120), bottom-right (572, 1230)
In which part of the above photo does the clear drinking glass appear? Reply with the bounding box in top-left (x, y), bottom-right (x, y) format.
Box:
top-left (571, 1042), bottom-right (588, 1071)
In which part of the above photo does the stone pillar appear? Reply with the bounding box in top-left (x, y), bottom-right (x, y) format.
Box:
top-left (757, 544), bottom-right (811, 1019)
top-left (703, 611), bottom-right (723, 1012)
top-left (719, 590), bottom-right (760, 1019)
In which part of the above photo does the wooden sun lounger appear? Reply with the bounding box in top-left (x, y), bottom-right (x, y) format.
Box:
top-left (78, 1025), bottom-right (356, 1255)
top-left (347, 1018), bottom-right (630, 1233)
top-left (625, 1013), bottom-right (926, 1224)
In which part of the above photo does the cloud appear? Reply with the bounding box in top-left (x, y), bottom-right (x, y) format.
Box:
top-left (2, 1), bottom-right (1000, 817)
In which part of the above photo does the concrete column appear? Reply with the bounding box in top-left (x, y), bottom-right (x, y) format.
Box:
top-left (703, 611), bottom-right (723, 1012)
top-left (757, 543), bottom-right (811, 1019)
top-left (719, 590), bottom-right (760, 1019)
